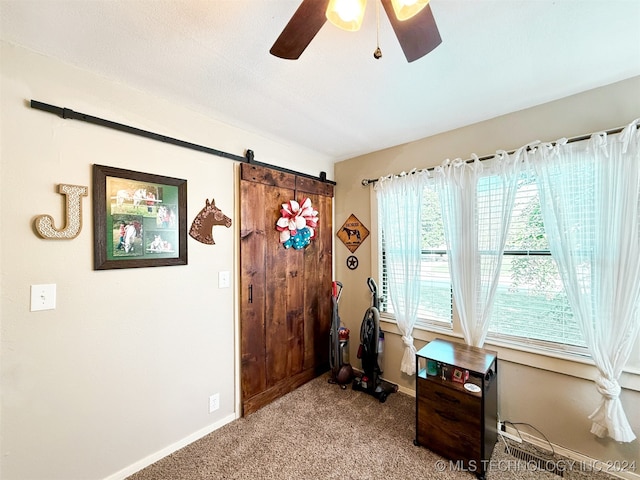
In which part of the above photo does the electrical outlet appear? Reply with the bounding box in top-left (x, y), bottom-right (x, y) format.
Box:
top-left (497, 421), bottom-right (522, 443)
top-left (209, 393), bottom-right (220, 413)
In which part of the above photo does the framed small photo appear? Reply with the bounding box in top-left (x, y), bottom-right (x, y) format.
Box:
top-left (93, 164), bottom-right (187, 270)
top-left (452, 368), bottom-right (469, 384)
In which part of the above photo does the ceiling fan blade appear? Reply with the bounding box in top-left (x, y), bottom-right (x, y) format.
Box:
top-left (270, 0), bottom-right (330, 60)
top-left (380, 0), bottom-right (442, 62)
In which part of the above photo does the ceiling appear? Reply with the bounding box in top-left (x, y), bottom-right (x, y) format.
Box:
top-left (1, 0), bottom-right (640, 163)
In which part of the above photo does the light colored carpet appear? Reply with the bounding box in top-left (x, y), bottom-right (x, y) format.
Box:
top-left (128, 373), bottom-right (616, 479)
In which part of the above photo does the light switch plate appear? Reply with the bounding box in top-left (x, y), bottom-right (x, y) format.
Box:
top-left (218, 271), bottom-right (230, 289)
top-left (31, 284), bottom-right (56, 311)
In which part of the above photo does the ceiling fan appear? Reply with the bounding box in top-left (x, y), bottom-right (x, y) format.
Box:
top-left (270, 0), bottom-right (442, 63)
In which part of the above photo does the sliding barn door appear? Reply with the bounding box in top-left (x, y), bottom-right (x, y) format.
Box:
top-left (240, 163), bottom-right (333, 415)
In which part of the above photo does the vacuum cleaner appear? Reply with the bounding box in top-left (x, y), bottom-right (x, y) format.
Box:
top-left (352, 277), bottom-right (398, 403)
top-left (328, 281), bottom-right (354, 389)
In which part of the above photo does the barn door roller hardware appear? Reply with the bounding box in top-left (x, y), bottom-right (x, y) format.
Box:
top-left (30, 100), bottom-right (335, 186)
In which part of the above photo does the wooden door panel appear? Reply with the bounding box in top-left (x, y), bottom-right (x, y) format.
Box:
top-left (264, 184), bottom-right (305, 386)
top-left (240, 163), bottom-right (333, 415)
top-left (241, 163), bottom-right (296, 189)
top-left (303, 193), bottom-right (332, 371)
top-left (284, 241), bottom-right (305, 378)
top-left (240, 181), bottom-right (267, 400)
top-left (315, 194), bottom-right (333, 369)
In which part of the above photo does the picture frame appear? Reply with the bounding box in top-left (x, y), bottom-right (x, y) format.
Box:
top-left (451, 367), bottom-right (469, 384)
top-left (92, 164), bottom-right (187, 270)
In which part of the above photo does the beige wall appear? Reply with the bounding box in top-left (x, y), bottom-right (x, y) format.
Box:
top-left (0, 42), bottom-right (333, 480)
top-left (335, 76), bottom-right (640, 467)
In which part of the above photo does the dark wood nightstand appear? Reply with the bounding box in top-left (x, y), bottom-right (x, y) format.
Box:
top-left (415, 338), bottom-right (498, 479)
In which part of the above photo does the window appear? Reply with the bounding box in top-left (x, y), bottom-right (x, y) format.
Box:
top-left (485, 169), bottom-right (586, 352)
top-left (380, 186), bottom-right (452, 327)
top-left (379, 167), bottom-right (587, 354)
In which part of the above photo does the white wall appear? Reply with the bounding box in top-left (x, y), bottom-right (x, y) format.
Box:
top-left (0, 42), bottom-right (334, 480)
top-left (334, 76), bottom-right (640, 467)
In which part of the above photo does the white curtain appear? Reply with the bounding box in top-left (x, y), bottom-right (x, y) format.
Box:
top-left (375, 171), bottom-right (427, 375)
top-left (532, 119), bottom-right (640, 442)
top-left (433, 153), bottom-right (523, 347)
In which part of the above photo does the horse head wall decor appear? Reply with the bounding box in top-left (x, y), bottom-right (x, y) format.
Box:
top-left (189, 198), bottom-right (232, 245)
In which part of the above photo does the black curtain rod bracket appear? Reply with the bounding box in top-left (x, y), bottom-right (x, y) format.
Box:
top-left (29, 100), bottom-right (335, 185)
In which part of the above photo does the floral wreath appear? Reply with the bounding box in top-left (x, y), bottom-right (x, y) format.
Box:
top-left (276, 198), bottom-right (319, 249)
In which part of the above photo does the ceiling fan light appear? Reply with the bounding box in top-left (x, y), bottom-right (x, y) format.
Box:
top-left (326, 0), bottom-right (367, 31)
top-left (390, 0), bottom-right (429, 21)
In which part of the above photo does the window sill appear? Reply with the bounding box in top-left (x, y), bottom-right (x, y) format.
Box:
top-left (379, 318), bottom-right (640, 392)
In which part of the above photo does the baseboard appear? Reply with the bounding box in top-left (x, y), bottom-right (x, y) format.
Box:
top-left (395, 382), bottom-right (415, 397)
top-left (500, 425), bottom-right (640, 480)
top-left (104, 412), bottom-right (237, 480)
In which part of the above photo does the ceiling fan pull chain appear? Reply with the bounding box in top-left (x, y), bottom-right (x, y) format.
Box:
top-left (374, 0), bottom-right (382, 59)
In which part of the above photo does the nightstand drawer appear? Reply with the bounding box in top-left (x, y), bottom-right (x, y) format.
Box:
top-left (417, 380), bottom-right (481, 461)
top-left (419, 379), bottom-right (481, 424)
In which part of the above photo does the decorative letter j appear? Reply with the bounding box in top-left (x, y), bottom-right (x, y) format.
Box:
top-left (34, 184), bottom-right (88, 239)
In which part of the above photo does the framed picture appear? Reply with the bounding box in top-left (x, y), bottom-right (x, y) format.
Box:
top-left (451, 367), bottom-right (469, 384)
top-left (93, 164), bottom-right (187, 270)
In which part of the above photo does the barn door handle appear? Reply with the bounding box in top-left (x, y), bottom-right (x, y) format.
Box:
top-left (249, 284), bottom-right (253, 304)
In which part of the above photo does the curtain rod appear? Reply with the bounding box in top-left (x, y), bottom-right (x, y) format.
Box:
top-left (29, 100), bottom-right (336, 185)
top-left (360, 123), bottom-right (634, 186)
